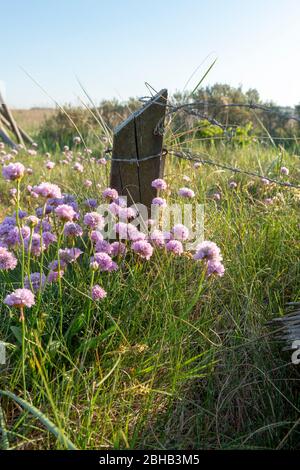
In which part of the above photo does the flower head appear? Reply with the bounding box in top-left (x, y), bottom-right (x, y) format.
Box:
top-left (32, 182), bottom-right (62, 199)
top-left (151, 178), bottom-right (167, 190)
top-left (90, 252), bottom-right (118, 272)
top-left (91, 285), bottom-right (107, 301)
top-left (102, 187), bottom-right (119, 201)
top-left (206, 260), bottom-right (225, 277)
top-left (84, 212), bottom-right (105, 230)
top-left (194, 241), bottom-right (222, 262)
top-left (166, 239), bottom-right (183, 256)
top-left (2, 162), bottom-right (25, 181)
top-left (152, 197), bottom-right (167, 208)
top-left (55, 204), bottom-right (76, 222)
top-left (0, 247), bottom-right (17, 270)
top-left (4, 288), bottom-right (35, 308)
top-left (280, 166), bottom-right (289, 176)
top-left (171, 224), bottom-right (189, 241)
top-left (178, 187), bottom-right (195, 199)
top-left (132, 240), bottom-right (153, 260)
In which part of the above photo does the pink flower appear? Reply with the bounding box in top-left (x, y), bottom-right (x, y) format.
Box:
top-left (280, 166), bottom-right (289, 176)
top-left (178, 187), bottom-right (195, 199)
top-left (229, 181), bottom-right (237, 189)
top-left (206, 260), bottom-right (225, 277)
top-left (212, 192), bottom-right (221, 201)
top-left (95, 240), bottom-right (112, 254)
top-left (73, 162), bottom-right (83, 172)
top-left (46, 161), bottom-right (55, 170)
top-left (59, 248), bottom-right (83, 263)
top-left (2, 162), bottom-right (25, 181)
top-left (4, 288), bottom-right (35, 308)
top-left (151, 178), bottom-right (167, 190)
top-left (110, 241), bottom-right (126, 257)
top-left (171, 224), bottom-right (189, 241)
top-left (84, 179), bottom-right (92, 187)
top-left (102, 187), bottom-right (119, 201)
top-left (152, 197), bottom-right (167, 208)
top-left (55, 204), bottom-right (76, 222)
top-left (150, 229), bottom-right (165, 248)
top-left (166, 239), bottom-right (183, 255)
top-left (32, 182), bottom-right (62, 199)
top-left (98, 158), bottom-right (107, 165)
top-left (0, 247), bottom-right (17, 270)
top-left (194, 241), bottom-right (222, 262)
top-left (90, 252), bottom-right (118, 272)
top-left (84, 212), bottom-right (105, 230)
top-left (91, 284), bottom-right (107, 300)
top-left (90, 230), bottom-right (103, 244)
top-left (261, 178), bottom-right (270, 185)
top-left (132, 240), bottom-right (153, 260)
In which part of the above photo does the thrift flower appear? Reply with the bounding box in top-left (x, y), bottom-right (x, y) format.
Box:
top-left (32, 182), bottom-right (62, 199)
top-left (84, 212), bottom-right (105, 230)
top-left (280, 166), bottom-right (289, 176)
top-left (102, 187), bottom-right (119, 201)
top-left (152, 197), bottom-right (167, 208)
top-left (4, 288), bottom-right (35, 309)
top-left (0, 247), bottom-right (17, 270)
top-left (171, 224), bottom-right (189, 241)
top-left (132, 240), bottom-right (153, 260)
top-left (151, 178), bottom-right (167, 190)
top-left (166, 239), bottom-right (183, 255)
top-left (55, 204), bottom-right (76, 222)
top-left (90, 252), bottom-right (118, 272)
top-left (206, 260), bottom-right (225, 277)
top-left (91, 285), bottom-right (107, 301)
top-left (194, 241), bottom-right (222, 262)
top-left (2, 162), bottom-right (25, 181)
top-left (178, 187), bottom-right (195, 199)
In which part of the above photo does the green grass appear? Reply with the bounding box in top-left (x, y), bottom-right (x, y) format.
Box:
top-left (0, 140), bottom-right (299, 449)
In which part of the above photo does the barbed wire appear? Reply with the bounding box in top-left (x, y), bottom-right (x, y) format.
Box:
top-left (104, 148), bottom-right (300, 190)
top-left (138, 96), bottom-right (300, 137)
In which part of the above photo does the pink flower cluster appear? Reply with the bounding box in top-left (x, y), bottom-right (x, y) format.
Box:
top-left (193, 241), bottom-right (225, 277)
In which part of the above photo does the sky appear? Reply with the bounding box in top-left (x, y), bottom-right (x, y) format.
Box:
top-left (1, 0), bottom-right (300, 108)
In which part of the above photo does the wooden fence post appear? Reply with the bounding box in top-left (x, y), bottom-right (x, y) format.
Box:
top-left (110, 89), bottom-right (168, 209)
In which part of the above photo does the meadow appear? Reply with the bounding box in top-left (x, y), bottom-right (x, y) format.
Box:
top-left (0, 113), bottom-right (299, 450)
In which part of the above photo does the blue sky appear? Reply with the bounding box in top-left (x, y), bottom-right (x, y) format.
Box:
top-left (1, 0), bottom-right (300, 108)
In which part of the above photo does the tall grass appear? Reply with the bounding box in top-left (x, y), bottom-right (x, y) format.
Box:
top-left (0, 139), bottom-right (299, 450)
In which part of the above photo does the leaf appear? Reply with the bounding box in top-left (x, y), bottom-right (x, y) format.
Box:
top-left (0, 390), bottom-right (77, 450)
top-left (10, 326), bottom-right (22, 345)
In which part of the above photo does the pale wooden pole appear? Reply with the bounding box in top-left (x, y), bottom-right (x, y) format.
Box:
top-left (110, 89), bottom-right (168, 209)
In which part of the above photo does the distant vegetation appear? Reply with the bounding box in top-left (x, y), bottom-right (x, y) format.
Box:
top-left (17, 83), bottom-right (299, 151)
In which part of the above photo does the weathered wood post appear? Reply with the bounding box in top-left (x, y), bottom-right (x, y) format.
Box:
top-left (110, 89), bottom-right (168, 209)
